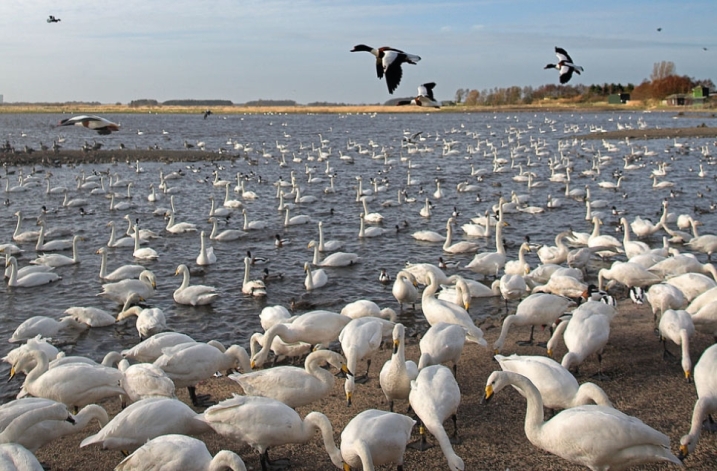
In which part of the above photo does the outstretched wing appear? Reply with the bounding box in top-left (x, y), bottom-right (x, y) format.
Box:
top-left (419, 82), bottom-right (437, 100)
top-left (555, 47), bottom-right (572, 64)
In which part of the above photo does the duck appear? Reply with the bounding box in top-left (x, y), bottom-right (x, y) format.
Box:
top-left (408, 365), bottom-right (464, 470)
top-left (379, 268), bottom-right (391, 284)
top-left (58, 115), bottom-right (120, 134)
top-left (231, 350), bottom-right (346, 408)
top-left (304, 261), bottom-right (328, 290)
top-left (5, 256), bottom-right (61, 287)
top-left (483, 371), bottom-right (681, 469)
top-left (174, 264), bottom-right (218, 305)
top-left (80, 397), bottom-right (211, 452)
top-left (678, 343), bottom-right (717, 460)
top-left (195, 231), bottom-right (216, 266)
top-left (154, 342), bottom-right (250, 406)
top-left (96, 247), bottom-right (145, 281)
top-left (115, 434), bottom-right (246, 471)
top-left (544, 47), bottom-right (584, 84)
top-left (418, 322), bottom-right (466, 376)
top-left (340, 409), bottom-right (416, 470)
top-left (379, 323), bottom-right (419, 412)
top-left (350, 44), bottom-right (421, 94)
top-left (312, 244), bottom-right (359, 267)
top-left (495, 354), bottom-right (612, 412)
top-left (396, 82), bottom-right (440, 108)
top-left (99, 270), bottom-right (156, 305)
top-left (493, 293), bottom-right (574, 353)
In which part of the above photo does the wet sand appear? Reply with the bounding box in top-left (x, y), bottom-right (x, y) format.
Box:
top-left (31, 298), bottom-right (716, 471)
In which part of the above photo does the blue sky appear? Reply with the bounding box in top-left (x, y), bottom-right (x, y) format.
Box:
top-left (0, 0), bottom-right (714, 104)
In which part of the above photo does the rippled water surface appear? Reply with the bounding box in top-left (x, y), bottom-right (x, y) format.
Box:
top-left (1, 110), bottom-right (715, 401)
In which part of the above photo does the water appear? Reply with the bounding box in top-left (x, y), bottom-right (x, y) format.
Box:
top-left (1, 110), bottom-right (715, 402)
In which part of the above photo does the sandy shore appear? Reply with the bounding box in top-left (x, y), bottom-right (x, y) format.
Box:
top-left (28, 297), bottom-right (716, 471)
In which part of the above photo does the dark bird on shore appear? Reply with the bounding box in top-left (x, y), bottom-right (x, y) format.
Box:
top-left (397, 82), bottom-right (441, 108)
top-left (544, 47), bottom-right (583, 84)
top-left (47, 15), bottom-right (61, 23)
top-left (58, 115), bottom-right (120, 135)
top-left (351, 44), bottom-right (421, 94)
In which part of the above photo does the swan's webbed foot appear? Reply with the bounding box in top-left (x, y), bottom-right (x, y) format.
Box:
top-left (516, 339), bottom-right (535, 346)
top-left (353, 374), bottom-right (370, 384)
top-left (260, 450), bottom-right (290, 471)
top-left (590, 370), bottom-right (611, 382)
top-left (188, 386), bottom-right (214, 408)
top-left (407, 424), bottom-right (433, 451)
top-left (449, 414), bottom-right (462, 444)
top-left (702, 415), bottom-right (717, 433)
top-left (535, 341), bottom-right (548, 348)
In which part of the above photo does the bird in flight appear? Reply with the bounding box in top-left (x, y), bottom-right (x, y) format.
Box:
top-left (657, 27), bottom-right (662, 32)
top-left (544, 47), bottom-right (584, 84)
top-left (351, 44), bottom-right (421, 94)
top-left (397, 82), bottom-right (441, 108)
top-left (58, 115), bottom-right (120, 135)
top-left (47, 15), bottom-right (61, 23)
top-left (203, 110), bottom-right (212, 119)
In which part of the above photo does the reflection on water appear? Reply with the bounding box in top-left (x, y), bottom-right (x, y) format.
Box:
top-left (1, 110), bottom-right (715, 401)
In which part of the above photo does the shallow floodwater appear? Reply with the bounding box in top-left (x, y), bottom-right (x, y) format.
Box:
top-left (1, 110), bottom-right (715, 402)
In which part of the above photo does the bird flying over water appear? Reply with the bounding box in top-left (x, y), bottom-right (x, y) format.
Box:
top-left (58, 115), bottom-right (120, 135)
top-left (203, 110), bottom-right (212, 119)
top-left (397, 82), bottom-right (440, 108)
top-left (544, 47), bottom-right (583, 84)
top-left (47, 15), bottom-right (61, 23)
top-left (351, 44), bottom-right (421, 94)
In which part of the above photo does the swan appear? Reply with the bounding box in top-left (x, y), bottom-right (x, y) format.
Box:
top-left (537, 230), bottom-right (573, 265)
top-left (340, 299), bottom-right (396, 322)
top-left (154, 341), bottom-right (250, 406)
top-left (11, 211), bottom-right (39, 243)
top-left (208, 195), bottom-right (231, 218)
top-left (8, 316), bottom-right (86, 343)
top-left (284, 206), bottom-right (310, 226)
top-left (546, 304), bottom-right (611, 376)
top-left (116, 359), bottom-right (176, 405)
top-left (419, 197), bottom-right (432, 218)
top-left (483, 371), bottom-right (682, 469)
top-left (340, 318), bottom-right (388, 404)
top-left (0, 398), bottom-right (107, 452)
top-left (649, 254), bottom-right (717, 281)
top-left (0, 401), bottom-right (74, 445)
top-left (392, 270), bottom-right (419, 311)
top-left (30, 235), bottom-right (82, 267)
top-left (308, 221), bottom-right (344, 252)
top-left (242, 209), bottom-right (267, 231)
top-left (11, 349), bottom-right (124, 410)
top-left (686, 285), bottom-right (717, 314)
top-left (678, 343), bottom-right (717, 460)
top-left (0, 443), bottom-right (46, 470)
top-left (230, 350), bottom-right (346, 408)
top-left (689, 299), bottom-right (717, 340)
top-left (619, 217), bottom-right (650, 259)
top-left (443, 218), bottom-right (479, 254)
top-left (33, 223), bottom-right (73, 252)
top-left (658, 309), bottom-right (695, 380)
top-left (630, 215), bottom-right (663, 239)
top-left (418, 322), bottom-right (466, 376)
top-left (195, 231), bottom-right (216, 266)
top-left (123, 215), bottom-right (160, 241)
top-left (165, 210), bottom-right (197, 234)
top-left (63, 305), bottom-right (116, 327)
top-left (465, 199), bottom-right (508, 277)
top-left (361, 198), bottom-right (384, 223)
top-left (304, 261), bottom-right (328, 290)
top-left (174, 264), bottom-right (218, 305)
top-left (208, 216), bottom-right (247, 241)
top-left (121, 332), bottom-right (196, 363)
top-left (5, 257), bottom-right (61, 287)
top-left (411, 224), bottom-right (447, 242)
top-left (598, 260), bottom-right (662, 294)
top-left (80, 397), bottom-right (211, 452)
top-left (358, 213), bottom-right (388, 238)
top-left (587, 217), bottom-right (622, 258)
top-left (115, 434), bottom-right (247, 471)
top-left (198, 395), bottom-right (343, 470)
top-left (686, 231), bottom-right (717, 262)
top-left (493, 293), bottom-right (574, 353)
top-left (61, 190), bottom-right (87, 208)
top-left (461, 210), bottom-right (491, 237)
top-left (498, 273), bottom-right (529, 311)
top-left (495, 354), bottom-right (612, 412)
top-left (106, 221), bottom-right (135, 248)
top-left (132, 224), bottom-right (159, 260)
top-left (312, 244), bottom-right (359, 267)
top-left (109, 192), bottom-right (134, 211)
top-left (3, 337), bottom-right (59, 375)
top-left (222, 183), bottom-right (243, 208)
top-left (96, 246), bottom-right (145, 281)
top-left (666, 272), bottom-right (717, 303)
top-left (340, 411), bottom-right (416, 470)
top-left (250, 310), bottom-right (351, 368)
top-left (408, 365), bottom-right (464, 470)
top-left (403, 262), bottom-right (449, 286)
top-left (240, 256), bottom-right (266, 297)
top-left (379, 323), bottom-right (418, 412)
top-left (117, 296), bottom-right (168, 340)
top-left (531, 274), bottom-right (587, 299)
top-left (504, 241), bottom-right (532, 276)
top-left (422, 271), bottom-right (488, 346)
top-left (99, 270), bottom-right (156, 304)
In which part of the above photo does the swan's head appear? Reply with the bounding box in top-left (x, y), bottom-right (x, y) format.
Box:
top-left (679, 433), bottom-right (696, 461)
top-left (483, 370), bottom-right (513, 404)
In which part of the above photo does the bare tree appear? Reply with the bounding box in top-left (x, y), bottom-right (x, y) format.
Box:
top-left (464, 89), bottom-right (480, 106)
top-left (650, 61), bottom-right (676, 82)
top-left (454, 88), bottom-right (466, 104)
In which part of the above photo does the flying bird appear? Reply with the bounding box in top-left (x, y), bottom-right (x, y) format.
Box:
top-left (544, 47), bottom-right (584, 84)
top-left (47, 15), bottom-right (61, 23)
top-left (351, 44), bottom-right (421, 94)
top-left (397, 82), bottom-right (441, 108)
top-left (58, 115), bottom-right (120, 135)
top-left (657, 27), bottom-right (662, 32)
top-left (203, 109), bottom-right (212, 119)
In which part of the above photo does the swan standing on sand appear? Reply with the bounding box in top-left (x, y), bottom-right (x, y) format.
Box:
top-left (0, 402), bottom-right (75, 445)
top-left (379, 323), bottom-right (418, 412)
top-left (658, 309), bottom-right (695, 380)
top-left (418, 322), bottom-right (466, 376)
top-left (116, 359), bottom-right (176, 406)
top-left (484, 371), bottom-right (682, 470)
top-left (340, 317), bottom-right (388, 404)
top-left (340, 409), bottom-right (415, 471)
top-left (392, 270), bottom-right (419, 311)
top-left (678, 343), bottom-right (717, 461)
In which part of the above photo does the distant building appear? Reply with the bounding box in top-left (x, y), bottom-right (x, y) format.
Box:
top-left (693, 86), bottom-right (710, 98)
top-left (665, 94), bottom-right (692, 106)
top-left (608, 93), bottom-right (630, 104)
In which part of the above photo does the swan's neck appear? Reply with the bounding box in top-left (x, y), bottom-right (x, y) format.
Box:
top-left (108, 224), bottom-right (117, 244)
top-left (133, 226), bottom-right (141, 251)
top-left (200, 233), bottom-right (207, 256)
top-left (443, 221), bottom-right (453, 249)
top-left (0, 403), bottom-right (68, 444)
top-left (166, 212), bottom-right (175, 230)
top-left (71, 238), bottom-right (79, 262)
top-left (546, 318), bottom-right (569, 354)
top-left (572, 382), bottom-right (612, 408)
top-left (210, 219), bottom-right (218, 239)
top-left (686, 398), bottom-right (714, 452)
top-left (622, 221), bottom-right (632, 244)
top-left (318, 224), bottom-right (325, 249)
top-left (506, 372), bottom-right (546, 443)
top-left (359, 216), bottom-right (365, 237)
top-left (303, 412), bottom-right (343, 468)
top-left (494, 315), bottom-right (517, 351)
top-left (591, 219), bottom-right (601, 238)
top-left (13, 213), bottom-right (22, 238)
top-left (313, 245), bottom-right (320, 265)
top-left (35, 225), bottom-right (45, 250)
top-left (305, 265), bottom-right (314, 289)
top-left (243, 211), bottom-right (249, 230)
top-left (98, 251), bottom-right (108, 278)
top-left (243, 259), bottom-right (251, 286)
top-left (679, 329), bottom-right (692, 376)
top-left (7, 258), bottom-right (18, 286)
top-left (224, 184), bottom-right (230, 203)
top-left (24, 350), bottom-right (50, 391)
top-left (306, 354), bottom-right (335, 385)
top-left (284, 208), bottom-right (290, 226)
top-left (495, 223), bottom-right (505, 255)
top-left (422, 274), bottom-right (440, 303)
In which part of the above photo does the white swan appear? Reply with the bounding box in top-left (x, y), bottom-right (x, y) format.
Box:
top-left (242, 208), bottom-right (267, 231)
top-left (678, 343), bottom-right (717, 460)
top-left (340, 409), bottom-right (415, 471)
top-left (443, 217), bottom-right (479, 254)
top-left (96, 246), bottom-right (145, 281)
top-left (658, 309), bottom-right (695, 380)
top-left (379, 323), bottom-right (419, 412)
top-left (230, 350), bottom-right (346, 408)
top-left (587, 216), bottom-right (623, 258)
top-left (312, 244), bottom-right (359, 267)
top-left (465, 199), bottom-right (508, 277)
top-left (340, 317), bottom-right (388, 404)
top-left (209, 216), bottom-right (247, 241)
top-left (666, 272), bottom-right (717, 303)
top-left (117, 359), bottom-right (176, 405)
top-left (537, 230), bottom-right (573, 265)
top-left (308, 221), bottom-right (344, 252)
top-left (198, 395), bottom-right (343, 470)
top-left (422, 271), bottom-right (487, 346)
top-left (358, 213), bottom-right (388, 238)
top-left (9, 316), bottom-right (86, 343)
top-left (99, 270), bottom-right (156, 304)
top-left (0, 443), bottom-right (44, 470)
top-left (495, 354), bottom-right (612, 411)
top-left (483, 370), bottom-right (682, 469)
top-left (284, 206), bottom-right (310, 226)
top-left (106, 221), bottom-right (135, 248)
top-left (649, 254), bottom-right (717, 280)
top-left (241, 257), bottom-right (266, 297)
top-left (165, 210), bottom-right (197, 234)
top-left (546, 304), bottom-right (610, 375)
top-left (195, 231), bottom-right (216, 266)
top-left (11, 211), bottom-right (39, 243)
top-left (63, 306), bottom-right (116, 327)
top-left (121, 332), bottom-right (196, 363)
top-left (33, 222), bottom-right (73, 252)
top-left (493, 293), bottom-right (574, 353)
top-left (418, 322), bottom-right (466, 375)
top-left (504, 241), bottom-right (532, 276)
top-left (31, 234), bottom-right (82, 267)
top-left (117, 296), bottom-right (167, 340)
top-left (115, 434), bottom-right (247, 471)
top-left (0, 401), bottom-right (74, 445)
top-left (5, 257), bottom-right (61, 288)
top-left (304, 261), bottom-right (328, 290)
top-left (392, 270), bottom-right (419, 311)
top-left (598, 261), bottom-right (662, 294)
top-left (174, 264), bottom-right (218, 306)
top-left (132, 224), bottom-right (159, 260)
top-left (80, 397), bottom-right (211, 452)
top-left (409, 365), bottom-right (464, 470)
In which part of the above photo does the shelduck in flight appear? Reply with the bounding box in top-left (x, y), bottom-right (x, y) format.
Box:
top-left (397, 82), bottom-right (440, 108)
top-left (47, 15), bottom-right (61, 23)
top-left (58, 115), bottom-right (121, 135)
top-left (544, 47), bottom-right (583, 84)
top-left (351, 44), bottom-right (421, 94)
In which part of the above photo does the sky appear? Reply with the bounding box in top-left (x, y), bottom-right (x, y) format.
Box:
top-left (0, 0), bottom-right (714, 104)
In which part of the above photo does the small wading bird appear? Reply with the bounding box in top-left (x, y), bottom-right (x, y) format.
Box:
top-left (544, 47), bottom-right (583, 84)
top-left (351, 44), bottom-right (421, 94)
top-left (58, 115), bottom-right (120, 135)
top-left (47, 15), bottom-right (61, 23)
top-left (397, 82), bottom-right (441, 108)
